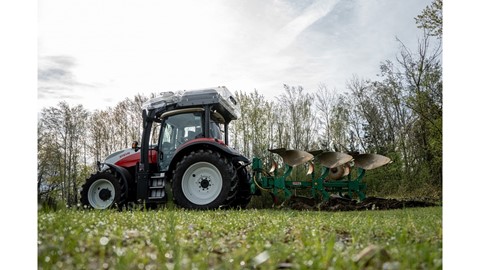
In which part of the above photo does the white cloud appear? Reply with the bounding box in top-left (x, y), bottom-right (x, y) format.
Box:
top-left (38, 0), bottom-right (432, 110)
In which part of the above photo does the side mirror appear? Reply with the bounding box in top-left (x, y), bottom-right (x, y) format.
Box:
top-left (132, 141), bottom-right (140, 152)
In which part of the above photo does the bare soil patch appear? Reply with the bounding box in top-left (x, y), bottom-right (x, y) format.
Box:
top-left (283, 196), bottom-right (439, 211)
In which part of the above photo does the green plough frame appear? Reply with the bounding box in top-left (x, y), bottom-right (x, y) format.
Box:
top-left (251, 149), bottom-right (391, 203)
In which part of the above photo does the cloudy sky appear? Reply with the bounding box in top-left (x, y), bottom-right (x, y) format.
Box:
top-left (38, 0), bottom-right (432, 111)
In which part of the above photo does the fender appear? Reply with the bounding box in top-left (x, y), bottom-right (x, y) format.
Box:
top-left (168, 138), bottom-right (249, 173)
top-left (102, 163), bottom-right (133, 195)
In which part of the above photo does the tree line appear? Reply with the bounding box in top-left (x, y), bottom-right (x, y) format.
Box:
top-left (230, 33), bottom-right (441, 198)
top-left (38, 1), bottom-right (442, 206)
top-left (37, 95), bottom-right (149, 206)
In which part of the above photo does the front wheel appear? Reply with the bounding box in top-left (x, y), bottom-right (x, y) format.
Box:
top-left (172, 149), bottom-right (237, 209)
top-left (80, 171), bottom-right (126, 209)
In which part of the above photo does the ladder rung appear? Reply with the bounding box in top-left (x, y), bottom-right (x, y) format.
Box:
top-left (148, 196), bottom-right (165, 200)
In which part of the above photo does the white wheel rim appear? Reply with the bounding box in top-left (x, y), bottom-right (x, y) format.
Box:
top-left (182, 162), bottom-right (223, 205)
top-left (87, 179), bottom-right (115, 209)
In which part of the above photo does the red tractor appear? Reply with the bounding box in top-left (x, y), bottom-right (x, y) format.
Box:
top-left (80, 87), bottom-right (252, 210)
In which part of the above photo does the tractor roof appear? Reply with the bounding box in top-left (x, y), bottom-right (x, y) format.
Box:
top-left (142, 86), bottom-right (240, 122)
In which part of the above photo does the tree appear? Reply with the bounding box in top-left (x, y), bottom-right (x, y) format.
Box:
top-left (415, 0), bottom-right (442, 38)
top-left (396, 33), bottom-right (442, 187)
top-left (315, 84), bottom-right (338, 150)
top-left (38, 121), bottom-right (62, 206)
top-left (230, 90), bottom-right (274, 160)
top-left (39, 102), bottom-right (89, 205)
top-left (277, 85), bottom-right (317, 150)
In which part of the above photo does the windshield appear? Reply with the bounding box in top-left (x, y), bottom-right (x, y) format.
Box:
top-left (161, 112), bottom-right (203, 148)
top-left (158, 112), bottom-right (203, 170)
top-left (157, 111), bottom-right (227, 170)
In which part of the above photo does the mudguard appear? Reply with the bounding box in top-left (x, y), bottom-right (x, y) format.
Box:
top-left (102, 163), bottom-right (133, 195)
top-left (169, 138), bottom-right (249, 173)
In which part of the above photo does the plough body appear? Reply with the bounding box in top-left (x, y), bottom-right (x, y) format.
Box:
top-left (251, 149), bottom-right (391, 203)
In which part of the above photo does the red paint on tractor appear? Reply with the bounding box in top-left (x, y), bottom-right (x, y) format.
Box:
top-left (115, 150), bottom-right (157, 168)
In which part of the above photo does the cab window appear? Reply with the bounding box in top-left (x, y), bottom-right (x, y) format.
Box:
top-left (158, 112), bottom-right (203, 170)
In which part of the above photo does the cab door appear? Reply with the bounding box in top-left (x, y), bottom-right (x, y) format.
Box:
top-left (158, 111), bottom-right (203, 171)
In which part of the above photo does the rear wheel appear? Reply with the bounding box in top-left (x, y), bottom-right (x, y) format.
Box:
top-left (80, 171), bottom-right (126, 209)
top-left (229, 167), bottom-right (252, 209)
top-left (172, 149), bottom-right (237, 209)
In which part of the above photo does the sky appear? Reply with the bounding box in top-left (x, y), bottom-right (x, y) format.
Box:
top-left (38, 0), bottom-right (433, 111)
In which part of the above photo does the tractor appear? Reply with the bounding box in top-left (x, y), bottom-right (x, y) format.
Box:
top-left (81, 86), bottom-right (391, 210)
top-left (81, 86), bottom-right (253, 210)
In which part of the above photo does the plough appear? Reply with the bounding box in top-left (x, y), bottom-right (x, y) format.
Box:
top-left (251, 148), bottom-right (391, 204)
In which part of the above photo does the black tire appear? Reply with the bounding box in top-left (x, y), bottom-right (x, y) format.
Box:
top-left (229, 167), bottom-right (252, 209)
top-left (80, 171), bottom-right (127, 210)
top-left (172, 149), bottom-right (238, 209)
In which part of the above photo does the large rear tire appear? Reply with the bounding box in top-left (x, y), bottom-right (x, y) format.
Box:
top-left (172, 149), bottom-right (237, 209)
top-left (80, 171), bottom-right (127, 209)
top-left (229, 166), bottom-right (252, 209)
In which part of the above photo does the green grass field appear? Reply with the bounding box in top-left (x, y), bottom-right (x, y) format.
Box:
top-left (38, 207), bottom-right (442, 269)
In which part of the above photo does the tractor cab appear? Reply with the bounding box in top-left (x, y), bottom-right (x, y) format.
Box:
top-left (135, 86), bottom-right (249, 208)
top-left (142, 87), bottom-right (240, 170)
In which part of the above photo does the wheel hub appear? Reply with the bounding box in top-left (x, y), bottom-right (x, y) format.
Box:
top-left (182, 161), bottom-right (223, 205)
top-left (200, 177), bottom-right (211, 189)
top-left (99, 188), bottom-right (112, 201)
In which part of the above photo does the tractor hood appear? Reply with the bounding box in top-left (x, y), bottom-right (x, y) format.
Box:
top-left (102, 147), bottom-right (157, 169)
top-left (104, 148), bottom-right (138, 165)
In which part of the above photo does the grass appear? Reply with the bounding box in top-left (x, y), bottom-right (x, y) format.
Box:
top-left (38, 206), bottom-right (442, 269)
